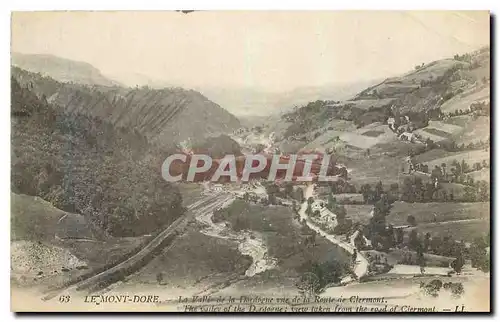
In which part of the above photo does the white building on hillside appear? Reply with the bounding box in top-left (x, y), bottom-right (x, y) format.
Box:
top-left (399, 132), bottom-right (416, 142)
top-left (310, 200), bottom-right (337, 229)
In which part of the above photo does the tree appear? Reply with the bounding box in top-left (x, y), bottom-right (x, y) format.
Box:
top-left (374, 194), bottom-right (392, 216)
top-left (469, 236), bottom-right (490, 272)
top-left (417, 248), bottom-right (426, 275)
top-left (360, 184), bottom-right (373, 204)
top-left (461, 159), bottom-right (469, 173)
top-left (335, 204), bottom-right (347, 222)
top-left (388, 183), bottom-right (399, 202)
top-left (407, 215), bottom-right (417, 226)
top-left (431, 165), bottom-right (443, 183)
top-left (354, 231), bottom-right (367, 250)
top-left (156, 272), bottom-right (164, 284)
top-left (423, 182), bottom-right (435, 202)
top-left (423, 232), bottom-right (431, 251)
top-left (294, 188), bottom-right (305, 203)
top-left (284, 183), bottom-right (294, 198)
top-left (327, 194), bottom-right (336, 211)
top-left (451, 253), bottom-right (465, 274)
top-left (307, 197), bottom-right (314, 205)
top-left (477, 181), bottom-right (490, 201)
top-left (400, 177), bottom-right (414, 202)
top-left (296, 272), bottom-right (321, 297)
top-left (306, 203), bottom-right (313, 215)
top-left (408, 229), bottom-right (419, 250)
top-left (374, 181), bottom-right (384, 202)
top-left (441, 163), bottom-right (447, 177)
top-left (464, 186), bottom-right (477, 202)
top-left (451, 160), bottom-right (462, 177)
top-left (265, 183), bottom-right (280, 197)
top-left (440, 235), bottom-right (455, 257)
top-left (395, 228), bottom-right (404, 245)
top-left (385, 224), bottom-right (396, 249)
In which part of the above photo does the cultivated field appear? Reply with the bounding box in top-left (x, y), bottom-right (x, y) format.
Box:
top-left (450, 116), bottom-right (490, 146)
top-left (424, 150), bottom-right (489, 169)
top-left (440, 86), bottom-right (490, 114)
top-left (468, 168), bottom-right (490, 182)
top-left (341, 98), bottom-right (397, 110)
top-left (407, 220), bottom-right (489, 243)
top-left (414, 120), bottom-right (464, 143)
top-left (344, 204), bottom-right (373, 225)
top-left (387, 201), bottom-right (490, 226)
top-left (364, 249), bottom-right (453, 268)
top-left (348, 154), bottom-right (408, 186)
top-left (413, 149), bottom-right (455, 163)
top-left (331, 193), bottom-right (365, 204)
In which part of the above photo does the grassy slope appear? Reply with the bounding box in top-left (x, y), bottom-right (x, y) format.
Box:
top-left (11, 193), bottom-right (149, 290)
top-left (408, 220), bottom-right (489, 243)
top-left (387, 201), bottom-right (489, 226)
top-left (468, 168), bottom-right (490, 183)
top-left (11, 193), bottom-right (66, 242)
top-left (425, 150), bottom-right (489, 169)
top-left (348, 201), bottom-right (490, 242)
top-left (440, 86), bottom-right (490, 114)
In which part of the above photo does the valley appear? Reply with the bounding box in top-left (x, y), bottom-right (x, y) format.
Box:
top-left (11, 45), bottom-right (490, 312)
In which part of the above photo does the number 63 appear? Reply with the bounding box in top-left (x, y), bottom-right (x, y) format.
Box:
top-left (58, 295), bottom-right (71, 303)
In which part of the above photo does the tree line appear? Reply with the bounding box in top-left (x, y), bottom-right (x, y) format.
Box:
top-left (11, 77), bottom-right (184, 237)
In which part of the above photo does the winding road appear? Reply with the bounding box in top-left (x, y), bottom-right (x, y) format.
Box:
top-left (298, 184), bottom-right (369, 281)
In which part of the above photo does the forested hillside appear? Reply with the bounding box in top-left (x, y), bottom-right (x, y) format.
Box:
top-left (11, 76), bottom-right (184, 237)
top-left (12, 67), bottom-right (241, 147)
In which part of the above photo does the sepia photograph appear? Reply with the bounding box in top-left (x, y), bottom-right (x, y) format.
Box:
top-left (9, 10), bottom-right (491, 312)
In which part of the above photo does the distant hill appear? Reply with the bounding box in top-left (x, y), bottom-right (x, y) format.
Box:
top-left (106, 71), bottom-right (381, 117)
top-left (11, 52), bottom-right (121, 87)
top-left (12, 66), bottom-right (241, 147)
top-left (194, 81), bottom-right (381, 117)
top-left (277, 46), bottom-right (490, 150)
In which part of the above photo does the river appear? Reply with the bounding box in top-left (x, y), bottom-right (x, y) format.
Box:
top-left (195, 195), bottom-right (278, 277)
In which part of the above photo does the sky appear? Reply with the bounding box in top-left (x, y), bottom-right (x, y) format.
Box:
top-left (11, 11), bottom-right (490, 92)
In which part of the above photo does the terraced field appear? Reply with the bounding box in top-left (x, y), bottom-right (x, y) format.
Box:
top-left (387, 201), bottom-right (489, 226)
top-left (449, 116), bottom-right (490, 146)
top-left (424, 150), bottom-right (489, 169)
top-left (467, 168), bottom-right (490, 182)
top-left (440, 86), bottom-right (490, 114)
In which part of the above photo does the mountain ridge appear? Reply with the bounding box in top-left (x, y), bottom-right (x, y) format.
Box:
top-left (11, 66), bottom-right (241, 147)
top-left (11, 52), bottom-right (122, 87)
